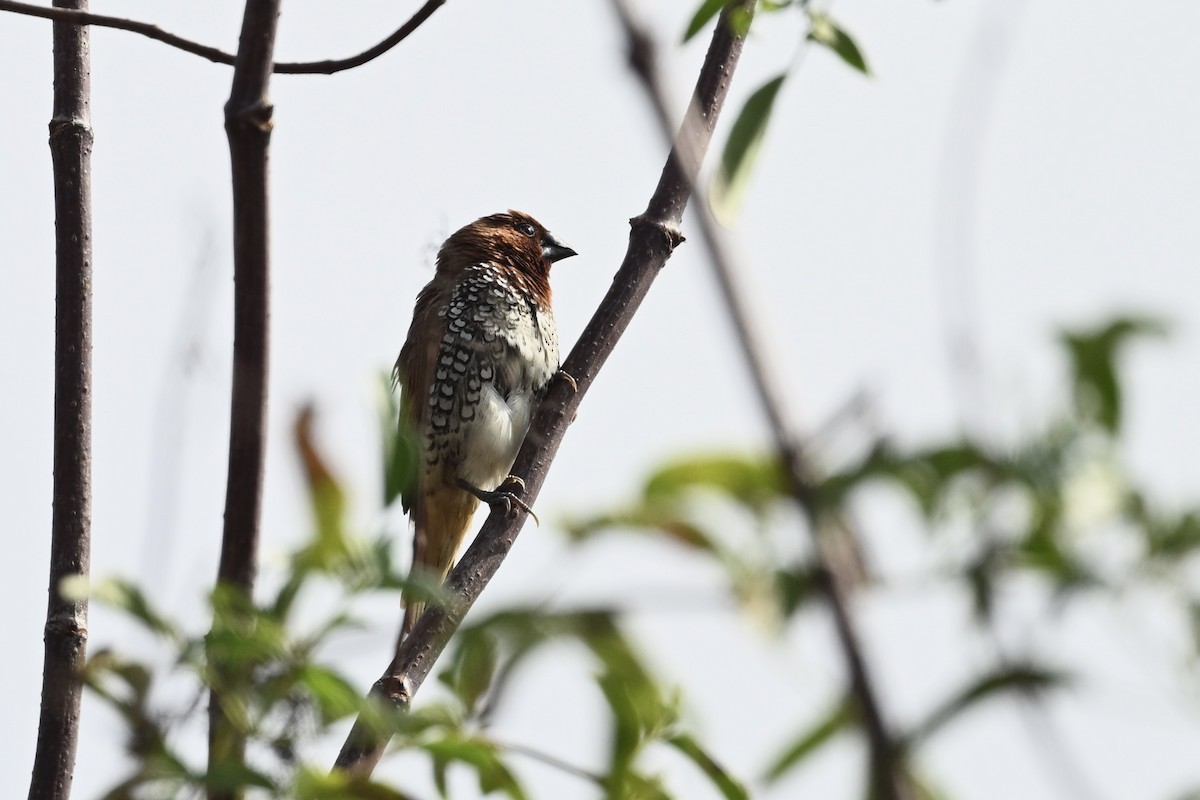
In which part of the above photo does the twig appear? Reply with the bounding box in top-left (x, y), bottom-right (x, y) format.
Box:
top-left (206, 2), bottom-right (281, 798)
top-left (493, 739), bottom-right (605, 786)
top-left (934, 0), bottom-right (1032, 437)
top-left (333, 1), bottom-right (757, 778)
top-left (272, 0), bottom-right (444, 75)
top-left (27, 2), bottom-right (94, 799)
top-left (610, 2), bottom-right (908, 798)
top-left (0, 0), bottom-right (444, 75)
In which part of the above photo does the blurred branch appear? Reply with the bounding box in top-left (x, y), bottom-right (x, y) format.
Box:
top-left (207, 1), bottom-right (281, 797)
top-left (609, 2), bottom-right (909, 798)
top-left (493, 740), bottom-right (604, 786)
top-left (933, 0), bottom-right (1031, 437)
top-left (334, 1), bottom-right (758, 778)
top-left (0, 0), bottom-right (444, 74)
top-left (28, 2), bottom-right (94, 799)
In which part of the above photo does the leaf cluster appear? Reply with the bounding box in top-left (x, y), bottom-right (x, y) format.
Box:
top-left (81, 379), bottom-right (746, 799)
top-left (565, 315), bottom-right (1198, 793)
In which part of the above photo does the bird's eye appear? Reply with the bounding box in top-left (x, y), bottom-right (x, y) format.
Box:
top-left (516, 222), bottom-right (536, 238)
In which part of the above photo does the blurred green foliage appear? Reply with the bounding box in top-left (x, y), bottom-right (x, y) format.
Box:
top-left (55, 3), bottom-right (1198, 799)
top-left (82, 313), bottom-right (1197, 799)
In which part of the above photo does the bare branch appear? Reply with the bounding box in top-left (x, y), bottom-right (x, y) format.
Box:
top-left (0, 0), bottom-right (444, 75)
top-left (27, 1), bottom-right (94, 799)
top-left (610, 2), bottom-right (910, 798)
top-left (333, 2), bottom-right (758, 778)
top-left (274, 0), bottom-right (444, 74)
top-left (206, 1), bottom-right (281, 797)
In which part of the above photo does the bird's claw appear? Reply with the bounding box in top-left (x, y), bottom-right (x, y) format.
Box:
top-left (457, 476), bottom-right (539, 526)
top-left (557, 369), bottom-right (578, 394)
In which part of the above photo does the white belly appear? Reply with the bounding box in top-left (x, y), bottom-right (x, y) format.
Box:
top-left (458, 383), bottom-right (534, 490)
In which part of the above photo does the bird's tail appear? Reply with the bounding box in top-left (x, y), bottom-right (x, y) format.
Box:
top-left (399, 486), bottom-right (478, 645)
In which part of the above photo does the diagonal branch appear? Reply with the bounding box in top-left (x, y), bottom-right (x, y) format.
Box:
top-left (206, 1), bottom-right (281, 798)
top-left (333, 1), bottom-right (758, 778)
top-left (610, 2), bottom-right (910, 798)
top-left (28, 2), bottom-right (94, 799)
top-left (0, 0), bottom-right (444, 75)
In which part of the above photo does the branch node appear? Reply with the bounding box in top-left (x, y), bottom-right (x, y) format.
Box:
top-left (629, 214), bottom-right (686, 252)
top-left (48, 118), bottom-right (94, 139)
top-left (44, 615), bottom-right (88, 641)
top-left (226, 101), bottom-right (275, 133)
top-left (377, 674), bottom-right (413, 707)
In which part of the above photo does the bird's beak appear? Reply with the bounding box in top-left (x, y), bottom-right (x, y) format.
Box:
top-left (542, 231), bottom-right (577, 263)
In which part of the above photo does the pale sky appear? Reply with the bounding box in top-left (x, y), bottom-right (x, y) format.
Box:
top-left (3, 1), bottom-right (1199, 798)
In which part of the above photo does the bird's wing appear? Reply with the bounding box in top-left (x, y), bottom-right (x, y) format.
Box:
top-left (395, 283), bottom-right (445, 514)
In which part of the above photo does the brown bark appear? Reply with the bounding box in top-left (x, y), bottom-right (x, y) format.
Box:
top-left (206, 2), bottom-right (281, 798)
top-left (28, 1), bottom-right (94, 799)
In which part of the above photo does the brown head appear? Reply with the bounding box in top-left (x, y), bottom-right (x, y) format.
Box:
top-left (436, 210), bottom-right (576, 305)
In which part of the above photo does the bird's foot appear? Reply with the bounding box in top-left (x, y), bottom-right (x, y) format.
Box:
top-left (557, 369), bottom-right (578, 394)
top-left (457, 475), bottom-right (539, 526)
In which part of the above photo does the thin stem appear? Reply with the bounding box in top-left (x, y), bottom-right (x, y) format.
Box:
top-left (206, 1), bottom-right (281, 798)
top-left (492, 740), bottom-right (604, 786)
top-left (333, 2), bottom-right (758, 778)
top-left (0, 0), bottom-right (444, 75)
top-left (28, 1), bottom-right (94, 799)
top-left (273, 0), bottom-right (444, 74)
top-left (610, 2), bottom-right (909, 798)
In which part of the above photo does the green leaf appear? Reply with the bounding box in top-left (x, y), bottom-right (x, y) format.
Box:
top-left (206, 591), bottom-right (287, 669)
top-left (447, 609), bottom-right (620, 725)
top-left (963, 544), bottom-right (1002, 621)
top-left (298, 664), bottom-right (363, 723)
top-left (1017, 528), bottom-right (1097, 591)
top-left (91, 579), bottom-right (180, 641)
top-left (683, 0), bottom-right (736, 42)
top-left (1060, 316), bottom-right (1167, 433)
top-left (1145, 511), bottom-right (1200, 559)
top-left (439, 628), bottom-right (498, 717)
top-left (424, 738), bottom-right (528, 800)
top-left (763, 696), bottom-right (853, 783)
top-left (644, 453), bottom-right (787, 513)
top-left (905, 664), bottom-right (1070, 747)
top-left (606, 770), bottom-right (673, 800)
top-left (806, 12), bottom-right (870, 74)
top-left (294, 766), bottom-right (410, 799)
top-left (597, 656), bottom-right (673, 776)
top-left (205, 759), bottom-right (276, 792)
top-left (774, 562), bottom-right (819, 617)
top-left (583, 620), bottom-right (677, 784)
top-left (666, 733), bottom-right (749, 800)
top-left (816, 441), bottom-right (1004, 517)
top-left (564, 507), bottom-right (719, 552)
top-left (710, 74), bottom-right (787, 224)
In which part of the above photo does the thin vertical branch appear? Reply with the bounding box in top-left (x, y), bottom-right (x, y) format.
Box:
top-left (28, 1), bottom-right (94, 799)
top-left (934, 0), bottom-right (1032, 438)
top-left (207, 1), bottom-right (281, 798)
top-left (334, 1), bottom-right (757, 778)
top-left (610, 3), bottom-right (909, 798)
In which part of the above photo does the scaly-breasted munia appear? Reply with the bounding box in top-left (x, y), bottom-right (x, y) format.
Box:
top-left (395, 210), bottom-right (576, 638)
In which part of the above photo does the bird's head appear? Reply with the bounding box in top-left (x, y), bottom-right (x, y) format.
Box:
top-left (437, 210), bottom-right (576, 304)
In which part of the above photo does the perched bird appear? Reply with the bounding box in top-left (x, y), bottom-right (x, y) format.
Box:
top-left (395, 210), bottom-right (576, 639)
